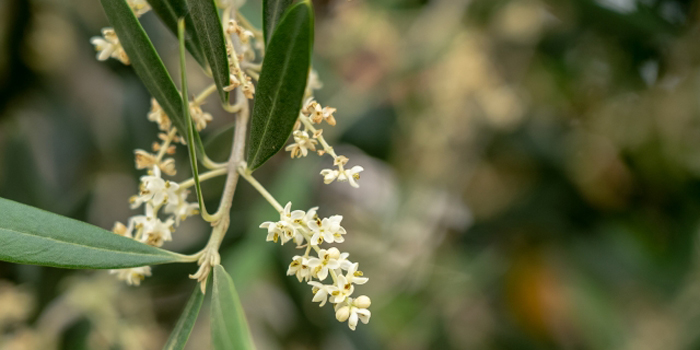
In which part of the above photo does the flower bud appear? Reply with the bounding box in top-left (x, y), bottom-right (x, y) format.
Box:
top-left (112, 222), bottom-right (128, 236)
top-left (335, 306), bottom-right (350, 322)
top-left (327, 247), bottom-right (341, 260)
top-left (354, 295), bottom-right (371, 309)
top-left (134, 150), bottom-right (156, 169)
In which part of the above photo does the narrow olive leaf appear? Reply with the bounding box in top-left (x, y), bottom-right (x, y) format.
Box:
top-left (146, 0), bottom-right (208, 68)
top-left (186, 0), bottom-right (230, 103)
top-left (211, 265), bottom-right (255, 350)
top-left (100, 0), bottom-right (188, 141)
top-left (179, 18), bottom-right (210, 219)
top-left (246, 1), bottom-right (313, 170)
top-left (0, 197), bottom-right (185, 269)
top-left (163, 283), bottom-right (205, 350)
top-left (100, 0), bottom-right (210, 162)
top-left (263, 0), bottom-right (294, 46)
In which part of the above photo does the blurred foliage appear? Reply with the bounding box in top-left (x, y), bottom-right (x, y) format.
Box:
top-left (5, 0), bottom-right (700, 349)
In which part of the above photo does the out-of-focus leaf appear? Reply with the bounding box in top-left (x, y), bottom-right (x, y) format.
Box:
top-left (187, 0), bottom-right (231, 103)
top-left (0, 197), bottom-right (185, 269)
top-left (263, 0), bottom-right (294, 45)
top-left (211, 265), bottom-right (255, 350)
top-left (163, 283), bottom-right (205, 350)
top-left (246, 1), bottom-right (313, 170)
top-left (146, 0), bottom-right (208, 68)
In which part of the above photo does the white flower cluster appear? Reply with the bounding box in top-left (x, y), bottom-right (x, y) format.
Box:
top-left (320, 155), bottom-right (364, 188)
top-left (109, 103), bottom-right (199, 286)
top-left (260, 203), bottom-right (371, 330)
top-left (285, 80), bottom-right (365, 188)
top-left (89, 2), bottom-right (150, 65)
top-left (90, 28), bottom-right (129, 65)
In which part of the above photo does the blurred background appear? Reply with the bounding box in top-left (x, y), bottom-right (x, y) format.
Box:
top-left (3, 0), bottom-right (700, 349)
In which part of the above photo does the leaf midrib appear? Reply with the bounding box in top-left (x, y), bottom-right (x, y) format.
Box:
top-left (266, 0), bottom-right (290, 43)
top-left (250, 18), bottom-right (306, 165)
top-left (191, 1), bottom-right (228, 100)
top-left (0, 226), bottom-right (176, 260)
top-left (212, 278), bottom-right (236, 349)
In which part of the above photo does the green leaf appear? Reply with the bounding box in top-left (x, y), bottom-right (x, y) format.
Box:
top-left (246, 1), bottom-right (314, 170)
top-left (187, 0), bottom-right (231, 104)
top-left (178, 18), bottom-right (211, 220)
top-left (100, 0), bottom-right (210, 162)
top-left (101, 0), bottom-right (186, 136)
top-left (0, 197), bottom-right (185, 269)
top-left (211, 265), bottom-right (255, 350)
top-left (263, 0), bottom-right (294, 46)
top-left (146, 0), bottom-right (208, 68)
top-left (163, 283), bottom-right (205, 350)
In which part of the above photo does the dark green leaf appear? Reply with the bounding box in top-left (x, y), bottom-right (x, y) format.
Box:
top-left (179, 18), bottom-right (210, 219)
top-left (187, 0), bottom-right (231, 103)
top-left (211, 265), bottom-right (255, 350)
top-left (0, 197), bottom-right (185, 269)
top-left (101, 0), bottom-right (185, 134)
top-left (146, 0), bottom-right (208, 68)
top-left (246, 1), bottom-right (313, 170)
top-left (100, 0), bottom-right (210, 161)
top-left (163, 283), bottom-right (205, 350)
top-left (263, 0), bottom-right (294, 46)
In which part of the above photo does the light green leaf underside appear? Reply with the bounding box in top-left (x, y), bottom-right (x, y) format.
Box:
top-left (0, 197), bottom-right (184, 269)
top-left (211, 265), bottom-right (255, 350)
top-left (163, 283), bottom-right (205, 350)
top-left (247, 1), bottom-right (314, 170)
top-left (187, 0), bottom-right (231, 103)
top-left (146, 0), bottom-right (208, 68)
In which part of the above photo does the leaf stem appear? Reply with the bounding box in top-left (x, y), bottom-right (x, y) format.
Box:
top-left (190, 88), bottom-right (249, 291)
top-left (237, 165), bottom-right (284, 213)
top-left (156, 127), bottom-right (178, 162)
top-left (200, 155), bottom-right (228, 170)
top-left (194, 84), bottom-right (218, 104)
top-left (178, 168), bottom-right (228, 189)
top-left (299, 114), bottom-right (338, 159)
top-left (211, 88), bottom-right (249, 219)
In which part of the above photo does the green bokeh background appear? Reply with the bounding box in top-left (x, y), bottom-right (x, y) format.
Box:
top-left (3, 0), bottom-right (700, 349)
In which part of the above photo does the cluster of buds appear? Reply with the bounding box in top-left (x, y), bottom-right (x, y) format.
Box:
top-left (223, 63), bottom-right (256, 100)
top-left (189, 100), bottom-right (214, 131)
top-left (90, 28), bottom-right (130, 65)
top-left (320, 155), bottom-right (364, 188)
top-left (223, 19), bottom-right (257, 98)
top-left (109, 103), bottom-right (199, 286)
top-left (225, 19), bottom-right (254, 45)
top-left (148, 98), bottom-right (172, 131)
top-left (305, 99), bottom-right (337, 126)
top-left (260, 203), bottom-right (371, 330)
top-left (285, 130), bottom-right (318, 158)
top-left (286, 96), bottom-right (365, 188)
